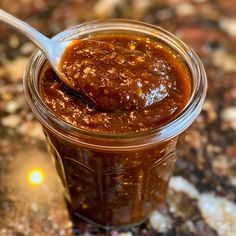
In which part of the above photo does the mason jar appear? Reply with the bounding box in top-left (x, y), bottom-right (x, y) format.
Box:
top-left (23, 20), bottom-right (207, 228)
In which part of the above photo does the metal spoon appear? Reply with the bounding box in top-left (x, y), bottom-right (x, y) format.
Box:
top-left (0, 9), bottom-right (167, 111)
top-left (0, 9), bottom-right (75, 88)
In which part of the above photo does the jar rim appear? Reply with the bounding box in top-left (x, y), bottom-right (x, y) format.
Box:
top-left (23, 19), bottom-right (207, 150)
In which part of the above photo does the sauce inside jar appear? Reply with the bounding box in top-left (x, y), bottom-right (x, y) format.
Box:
top-left (39, 33), bottom-right (192, 226)
top-left (39, 34), bottom-right (191, 133)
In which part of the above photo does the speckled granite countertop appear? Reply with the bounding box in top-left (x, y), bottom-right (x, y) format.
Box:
top-left (0, 0), bottom-right (236, 235)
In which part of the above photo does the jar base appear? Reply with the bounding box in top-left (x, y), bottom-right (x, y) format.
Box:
top-left (66, 200), bottom-right (148, 230)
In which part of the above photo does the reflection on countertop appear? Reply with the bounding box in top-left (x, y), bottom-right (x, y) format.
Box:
top-left (0, 0), bottom-right (236, 235)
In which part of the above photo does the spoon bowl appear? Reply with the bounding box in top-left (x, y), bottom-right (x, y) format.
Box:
top-left (0, 9), bottom-right (173, 112)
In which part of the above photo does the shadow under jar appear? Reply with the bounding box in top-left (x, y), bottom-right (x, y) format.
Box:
top-left (23, 20), bottom-right (207, 228)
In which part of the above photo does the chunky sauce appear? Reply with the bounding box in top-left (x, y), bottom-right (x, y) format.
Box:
top-left (40, 34), bottom-right (191, 133)
top-left (39, 34), bottom-right (192, 226)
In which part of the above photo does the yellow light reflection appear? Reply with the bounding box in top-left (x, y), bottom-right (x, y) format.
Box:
top-left (27, 169), bottom-right (45, 186)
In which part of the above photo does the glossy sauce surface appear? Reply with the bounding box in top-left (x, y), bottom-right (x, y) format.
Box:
top-left (40, 34), bottom-right (191, 133)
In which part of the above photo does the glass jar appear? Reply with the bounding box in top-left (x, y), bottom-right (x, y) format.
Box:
top-left (23, 20), bottom-right (207, 228)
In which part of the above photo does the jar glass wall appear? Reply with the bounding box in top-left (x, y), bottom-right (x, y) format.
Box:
top-left (23, 20), bottom-right (207, 228)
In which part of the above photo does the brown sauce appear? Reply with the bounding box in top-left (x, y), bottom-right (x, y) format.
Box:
top-left (40, 34), bottom-right (191, 133)
top-left (39, 34), bottom-right (192, 226)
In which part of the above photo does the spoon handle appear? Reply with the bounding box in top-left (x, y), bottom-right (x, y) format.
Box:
top-left (0, 9), bottom-right (51, 52)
